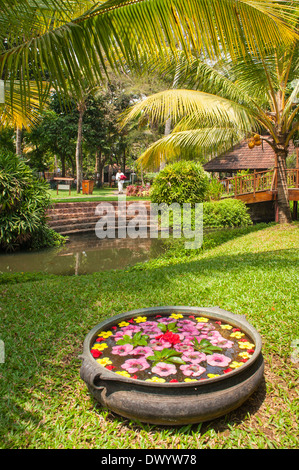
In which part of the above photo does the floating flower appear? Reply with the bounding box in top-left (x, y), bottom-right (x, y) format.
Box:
top-left (150, 338), bottom-right (172, 350)
top-left (121, 357), bottom-right (150, 373)
top-left (105, 365), bottom-right (115, 370)
top-left (96, 357), bottom-right (112, 366)
top-left (170, 379), bottom-right (179, 383)
top-left (195, 317), bottom-right (209, 323)
top-left (211, 338), bottom-right (234, 349)
top-left (115, 371), bottom-right (131, 378)
top-left (118, 321), bottom-right (130, 327)
top-left (98, 331), bottom-right (113, 338)
top-left (239, 351), bottom-right (252, 360)
top-left (181, 351), bottom-right (206, 364)
top-left (180, 364), bottom-right (206, 377)
top-left (92, 342), bottom-right (108, 351)
top-left (207, 373), bottom-right (220, 378)
top-left (224, 368), bottom-right (232, 374)
top-left (230, 361), bottom-right (244, 369)
top-left (220, 324), bottom-right (233, 330)
top-left (170, 313), bottom-right (184, 319)
top-left (90, 349), bottom-right (103, 358)
top-left (184, 378), bottom-right (198, 382)
top-left (238, 341), bottom-right (255, 349)
top-left (230, 331), bottom-right (245, 339)
top-left (111, 344), bottom-right (134, 356)
top-left (152, 362), bottom-right (177, 377)
top-left (206, 353), bottom-right (232, 367)
top-left (155, 331), bottom-right (181, 345)
top-left (132, 346), bottom-right (153, 357)
top-left (174, 342), bottom-right (193, 353)
top-left (134, 316), bottom-right (147, 323)
top-left (145, 377), bottom-right (166, 383)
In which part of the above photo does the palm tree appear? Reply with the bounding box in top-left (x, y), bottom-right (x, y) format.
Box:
top-left (121, 45), bottom-right (299, 223)
top-left (1, 0), bottom-right (298, 120)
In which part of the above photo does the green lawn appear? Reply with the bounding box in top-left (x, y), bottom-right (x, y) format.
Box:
top-left (0, 223), bottom-right (298, 449)
top-left (50, 186), bottom-right (144, 203)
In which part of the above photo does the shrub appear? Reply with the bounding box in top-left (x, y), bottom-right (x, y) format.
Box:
top-left (203, 199), bottom-right (252, 228)
top-left (150, 161), bottom-right (209, 206)
top-left (126, 184), bottom-right (150, 197)
top-left (0, 150), bottom-right (65, 251)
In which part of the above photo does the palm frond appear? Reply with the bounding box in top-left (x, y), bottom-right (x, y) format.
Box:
top-left (137, 126), bottom-right (247, 169)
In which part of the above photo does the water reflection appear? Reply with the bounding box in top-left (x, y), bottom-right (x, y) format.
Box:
top-left (0, 232), bottom-right (166, 276)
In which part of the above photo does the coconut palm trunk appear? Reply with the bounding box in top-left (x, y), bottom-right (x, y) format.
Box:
top-left (274, 143), bottom-right (292, 224)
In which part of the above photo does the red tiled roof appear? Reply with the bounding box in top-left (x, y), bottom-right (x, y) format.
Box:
top-left (204, 138), bottom-right (297, 172)
top-left (204, 139), bottom-right (276, 171)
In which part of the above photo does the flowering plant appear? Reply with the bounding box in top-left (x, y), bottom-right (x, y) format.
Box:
top-left (90, 314), bottom-right (255, 383)
top-left (120, 174), bottom-right (127, 180)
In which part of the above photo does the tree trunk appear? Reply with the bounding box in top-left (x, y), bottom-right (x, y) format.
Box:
top-left (16, 126), bottom-right (22, 156)
top-left (75, 103), bottom-right (85, 193)
top-left (274, 145), bottom-right (292, 224)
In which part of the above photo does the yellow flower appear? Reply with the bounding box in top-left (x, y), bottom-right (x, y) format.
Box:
top-left (92, 342), bottom-right (108, 351)
top-left (118, 321), bottom-right (129, 327)
top-left (184, 378), bottom-right (198, 382)
top-left (134, 316), bottom-right (147, 323)
top-left (220, 324), bottom-right (233, 330)
top-left (170, 313), bottom-right (184, 319)
top-left (195, 317), bottom-right (209, 323)
top-left (96, 357), bottom-right (112, 366)
top-left (207, 373), bottom-right (220, 378)
top-left (238, 341), bottom-right (255, 349)
top-left (115, 371), bottom-right (131, 378)
top-left (230, 331), bottom-right (245, 339)
top-left (239, 351), bottom-right (252, 359)
top-left (145, 377), bottom-right (165, 383)
top-left (230, 361), bottom-right (244, 369)
top-left (98, 331), bottom-right (113, 338)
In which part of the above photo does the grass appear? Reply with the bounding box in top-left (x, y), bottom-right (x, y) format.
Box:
top-left (50, 186), bottom-right (144, 203)
top-left (0, 222), bottom-right (298, 449)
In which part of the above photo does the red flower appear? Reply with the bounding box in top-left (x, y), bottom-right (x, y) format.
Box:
top-left (155, 331), bottom-right (181, 345)
top-left (239, 338), bottom-right (248, 342)
top-left (170, 379), bottom-right (178, 383)
top-left (189, 316), bottom-right (195, 320)
top-left (90, 349), bottom-right (102, 358)
top-left (215, 321), bottom-right (222, 325)
top-left (105, 365), bottom-right (115, 370)
top-left (96, 337), bottom-right (105, 342)
top-left (112, 326), bottom-right (117, 330)
top-left (232, 328), bottom-right (241, 332)
top-left (247, 349), bottom-right (255, 354)
top-left (132, 375), bottom-right (138, 379)
top-left (224, 368), bottom-right (232, 373)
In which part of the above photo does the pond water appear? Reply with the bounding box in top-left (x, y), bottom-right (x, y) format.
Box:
top-left (0, 232), bottom-right (166, 276)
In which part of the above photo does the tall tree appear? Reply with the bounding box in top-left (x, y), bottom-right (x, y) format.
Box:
top-left (0, 0), bottom-right (298, 126)
top-left (122, 46), bottom-right (299, 223)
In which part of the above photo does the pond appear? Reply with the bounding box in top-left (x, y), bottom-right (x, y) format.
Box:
top-left (0, 232), bottom-right (166, 276)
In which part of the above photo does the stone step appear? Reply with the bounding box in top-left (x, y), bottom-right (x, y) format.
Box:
top-left (53, 223), bottom-right (152, 235)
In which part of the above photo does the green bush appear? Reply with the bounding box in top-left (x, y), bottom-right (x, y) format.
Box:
top-left (203, 198), bottom-right (252, 228)
top-left (150, 161), bottom-right (209, 206)
top-left (0, 150), bottom-right (65, 251)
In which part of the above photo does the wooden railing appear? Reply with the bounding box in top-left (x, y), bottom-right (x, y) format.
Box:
top-left (220, 168), bottom-right (299, 198)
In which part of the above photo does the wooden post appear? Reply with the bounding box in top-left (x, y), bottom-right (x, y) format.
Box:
top-left (253, 170), bottom-right (256, 197)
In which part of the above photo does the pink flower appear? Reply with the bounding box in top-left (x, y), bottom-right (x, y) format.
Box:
top-left (206, 353), bottom-right (232, 367)
top-left (181, 351), bottom-right (206, 364)
top-left (150, 339), bottom-right (172, 350)
top-left (152, 362), bottom-right (177, 377)
top-left (121, 357), bottom-right (150, 373)
top-left (173, 341), bottom-right (193, 353)
top-left (211, 338), bottom-right (234, 349)
top-left (132, 346), bottom-right (153, 357)
top-left (111, 344), bottom-right (134, 356)
top-left (180, 364), bottom-right (206, 377)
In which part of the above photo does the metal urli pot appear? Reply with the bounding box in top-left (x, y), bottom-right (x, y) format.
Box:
top-left (80, 306), bottom-right (264, 425)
